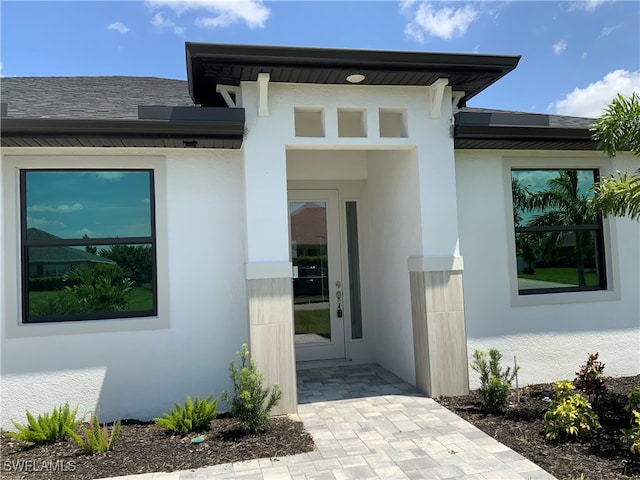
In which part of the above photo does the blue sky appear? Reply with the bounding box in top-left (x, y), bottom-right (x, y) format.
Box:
top-left (26, 171), bottom-right (152, 239)
top-left (1, 1), bottom-right (639, 117)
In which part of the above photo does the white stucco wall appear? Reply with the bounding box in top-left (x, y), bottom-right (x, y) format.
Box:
top-left (1, 149), bottom-right (248, 429)
top-left (366, 150), bottom-right (422, 384)
top-left (456, 150), bottom-right (640, 389)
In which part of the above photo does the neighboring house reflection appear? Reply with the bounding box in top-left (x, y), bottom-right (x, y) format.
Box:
top-left (27, 228), bottom-right (116, 276)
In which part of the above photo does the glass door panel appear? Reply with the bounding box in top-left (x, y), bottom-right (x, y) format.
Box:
top-left (289, 190), bottom-right (345, 361)
top-left (290, 201), bottom-right (331, 343)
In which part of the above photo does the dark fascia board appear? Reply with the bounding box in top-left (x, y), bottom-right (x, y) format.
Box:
top-left (455, 124), bottom-right (594, 141)
top-left (1, 113), bottom-right (245, 148)
top-left (186, 42), bottom-right (520, 70)
top-left (186, 42), bottom-right (520, 106)
top-left (137, 105), bottom-right (245, 123)
top-left (454, 110), bottom-right (597, 150)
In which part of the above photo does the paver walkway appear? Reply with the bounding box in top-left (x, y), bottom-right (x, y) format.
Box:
top-left (106, 364), bottom-right (557, 480)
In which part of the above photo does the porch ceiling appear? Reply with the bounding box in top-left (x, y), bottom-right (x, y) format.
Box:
top-left (186, 43), bottom-right (521, 107)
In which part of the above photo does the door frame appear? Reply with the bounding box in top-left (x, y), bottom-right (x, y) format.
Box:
top-left (289, 189), bottom-right (346, 362)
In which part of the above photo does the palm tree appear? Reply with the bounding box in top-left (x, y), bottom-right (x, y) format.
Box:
top-left (512, 178), bottom-right (540, 274)
top-left (590, 92), bottom-right (640, 221)
top-left (525, 171), bottom-right (596, 287)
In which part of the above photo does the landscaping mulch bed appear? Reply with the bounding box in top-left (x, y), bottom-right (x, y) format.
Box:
top-left (437, 374), bottom-right (640, 480)
top-left (1, 414), bottom-right (315, 480)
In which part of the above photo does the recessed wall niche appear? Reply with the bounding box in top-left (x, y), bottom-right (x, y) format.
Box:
top-left (294, 107), bottom-right (325, 137)
top-left (379, 108), bottom-right (408, 138)
top-left (338, 108), bottom-right (367, 138)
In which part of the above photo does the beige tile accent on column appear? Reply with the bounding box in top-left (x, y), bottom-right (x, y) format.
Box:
top-left (410, 270), bottom-right (469, 398)
top-left (247, 277), bottom-right (297, 414)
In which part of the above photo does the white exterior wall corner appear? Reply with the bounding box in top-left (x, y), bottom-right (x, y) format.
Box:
top-left (366, 150), bottom-right (422, 384)
top-left (455, 149), bottom-right (640, 388)
top-left (1, 149), bottom-right (248, 429)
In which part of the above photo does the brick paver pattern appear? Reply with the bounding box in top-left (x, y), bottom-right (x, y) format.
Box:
top-left (104, 364), bottom-right (557, 480)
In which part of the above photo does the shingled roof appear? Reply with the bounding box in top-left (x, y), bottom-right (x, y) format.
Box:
top-left (1, 76), bottom-right (244, 148)
top-left (1, 76), bottom-right (193, 119)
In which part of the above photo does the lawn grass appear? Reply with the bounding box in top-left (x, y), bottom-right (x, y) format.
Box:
top-left (518, 267), bottom-right (598, 286)
top-left (294, 309), bottom-right (330, 338)
top-left (29, 287), bottom-right (154, 313)
top-left (294, 295), bottom-right (328, 305)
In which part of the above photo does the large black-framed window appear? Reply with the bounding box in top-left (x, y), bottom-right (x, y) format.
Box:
top-left (20, 169), bottom-right (157, 323)
top-left (511, 168), bottom-right (606, 295)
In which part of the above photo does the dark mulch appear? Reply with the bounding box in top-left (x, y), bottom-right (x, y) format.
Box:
top-left (437, 375), bottom-right (640, 480)
top-left (1, 414), bottom-right (315, 480)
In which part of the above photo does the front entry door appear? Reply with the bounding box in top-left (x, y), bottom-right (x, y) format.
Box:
top-left (289, 190), bottom-right (345, 362)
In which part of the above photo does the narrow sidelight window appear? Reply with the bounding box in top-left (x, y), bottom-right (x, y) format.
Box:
top-left (346, 202), bottom-right (363, 339)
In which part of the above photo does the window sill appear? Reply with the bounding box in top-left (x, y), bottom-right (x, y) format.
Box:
top-left (511, 288), bottom-right (620, 307)
top-left (4, 314), bottom-right (169, 339)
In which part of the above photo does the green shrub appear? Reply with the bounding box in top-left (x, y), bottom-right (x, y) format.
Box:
top-left (622, 410), bottom-right (640, 455)
top-left (222, 344), bottom-right (282, 433)
top-left (8, 403), bottom-right (82, 443)
top-left (67, 415), bottom-right (121, 455)
top-left (543, 380), bottom-right (602, 441)
top-left (154, 395), bottom-right (218, 434)
top-left (626, 385), bottom-right (640, 418)
top-left (470, 349), bottom-right (519, 414)
top-left (574, 352), bottom-right (607, 400)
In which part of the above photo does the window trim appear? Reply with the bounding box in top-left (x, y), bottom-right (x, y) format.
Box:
top-left (3, 155), bottom-right (169, 338)
top-left (503, 156), bottom-right (620, 307)
top-left (20, 168), bottom-right (158, 323)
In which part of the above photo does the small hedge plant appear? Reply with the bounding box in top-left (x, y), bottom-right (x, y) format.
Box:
top-left (154, 395), bottom-right (218, 434)
top-left (626, 385), bottom-right (640, 416)
top-left (622, 410), bottom-right (640, 455)
top-left (470, 349), bottom-right (519, 414)
top-left (543, 380), bottom-right (601, 441)
top-left (622, 385), bottom-right (640, 455)
top-left (8, 403), bottom-right (82, 443)
top-left (574, 352), bottom-right (607, 400)
top-left (222, 344), bottom-right (282, 433)
top-left (67, 415), bottom-right (121, 455)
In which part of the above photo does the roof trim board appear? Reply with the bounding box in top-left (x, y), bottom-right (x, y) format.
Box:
top-left (1, 112), bottom-right (245, 149)
top-left (186, 42), bottom-right (521, 107)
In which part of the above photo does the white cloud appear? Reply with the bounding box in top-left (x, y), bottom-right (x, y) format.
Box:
top-left (107, 22), bottom-right (130, 34)
top-left (569, 0), bottom-right (605, 13)
top-left (552, 40), bottom-right (567, 55)
top-left (27, 216), bottom-right (66, 229)
top-left (142, 197), bottom-right (150, 204)
top-left (581, 51), bottom-right (588, 60)
top-left (151, 12), bottom-right (185, 35)
top-left (95, 172), bottom-right (125, 181)
top-left (404, 2), bottom-right (478, 41)
top-left (147, 0), bottom-right (270, 29)
top-left (548, 69), bottom-right (640, 117)
top-left (599, 25), bottom-right (621, 37)
top-left (28, 203), bottom-right (84, 213)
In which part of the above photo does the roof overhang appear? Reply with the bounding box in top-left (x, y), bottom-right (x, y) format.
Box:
top-left (454, 110), bottom-right (597, 150)
top-left (186, 42), bottom-right (521, 107)
top-left (1, 108), bottom-right (245, 148)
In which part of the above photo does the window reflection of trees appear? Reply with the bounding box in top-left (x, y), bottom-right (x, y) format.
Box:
top-left (512, 170), bottom-right (605, 293)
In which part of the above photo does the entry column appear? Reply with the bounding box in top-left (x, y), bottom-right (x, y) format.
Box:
top-left (242, 108), bottom-right (297, 415)
top-left (410, 91), bottom-right (469, 397)
top-left (410, 258), bottom-right (469, 397)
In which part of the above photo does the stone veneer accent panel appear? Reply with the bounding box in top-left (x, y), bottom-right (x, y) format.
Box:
top-left (247, 277), bottom-right (297, 414)
top-left (410, 270), bottom-right (469, 397)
